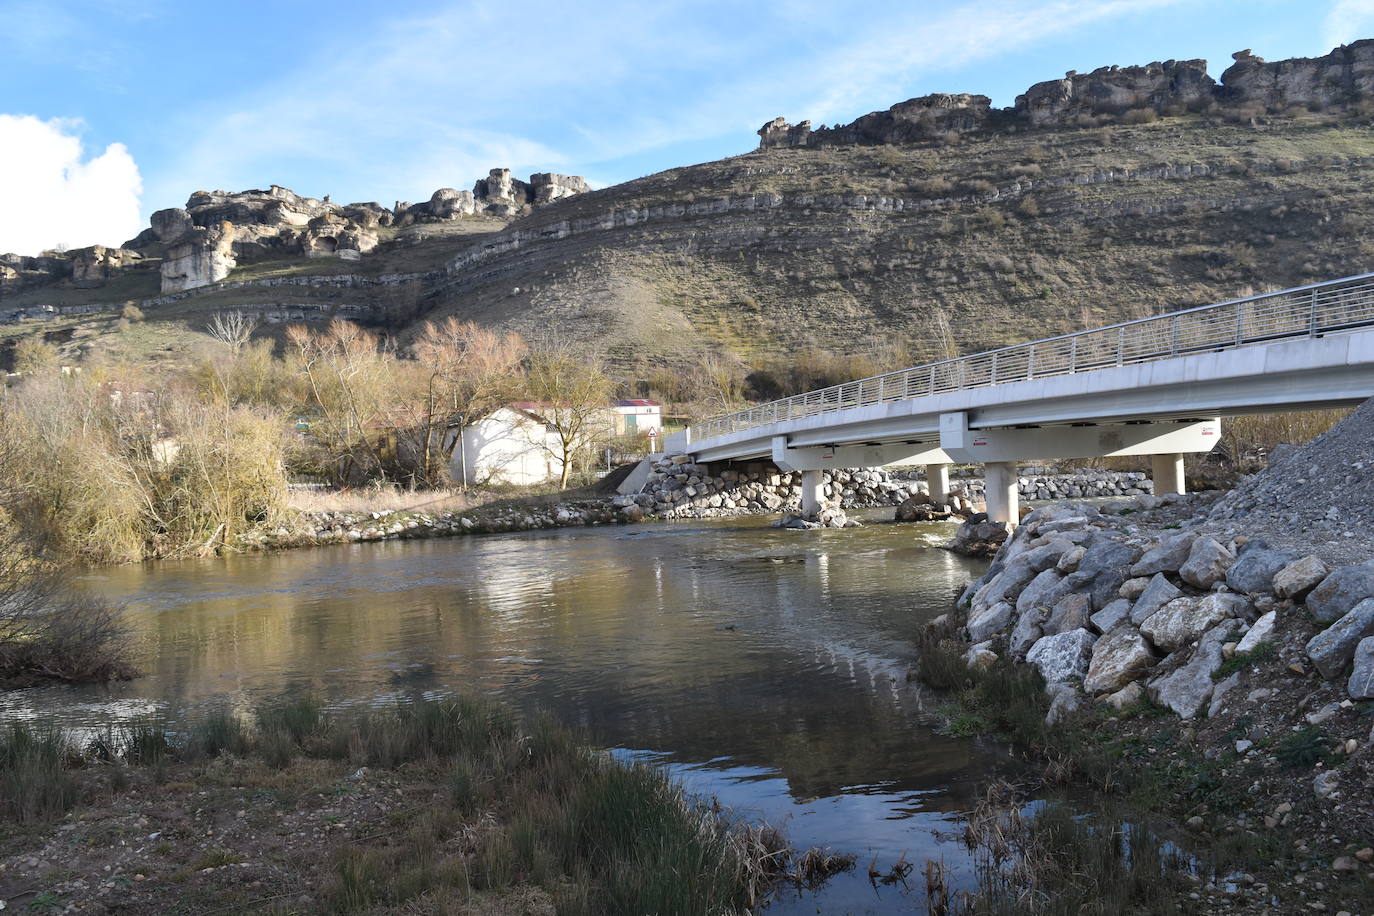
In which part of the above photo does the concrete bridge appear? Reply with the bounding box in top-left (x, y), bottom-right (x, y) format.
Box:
top-left (663, 273), bottom-right (1374, 525)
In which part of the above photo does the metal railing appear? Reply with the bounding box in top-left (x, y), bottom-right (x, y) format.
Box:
top-left (689, 272), bottom-right (1374, 443)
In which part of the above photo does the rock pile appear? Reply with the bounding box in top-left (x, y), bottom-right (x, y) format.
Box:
top-left (950, 492), bottom-right (1374, 722)
top-left (625, 455), bottom-right (935, 519)
top-left (1210, 397), bottom-right (1374, 565)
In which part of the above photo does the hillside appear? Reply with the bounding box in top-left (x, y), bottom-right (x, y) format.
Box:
top-left (8, 42), bottom-right (1374, 380)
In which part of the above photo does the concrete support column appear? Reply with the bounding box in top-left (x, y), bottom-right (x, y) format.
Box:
top-left (983, 461), bottom-right (1019, 526)
top-left (1151, 453), bottom-right (1187, 496)
top-left (800, 469), bottom-right (824, 518)
top-left (926, 463), bottom-right (951, 505)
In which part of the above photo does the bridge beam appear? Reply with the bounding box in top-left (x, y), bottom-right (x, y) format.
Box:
top-left (771, 436), bottom-right (951, 472)
top-left (938, 413), bottom-right (1221, 463)
top-left (1151, 453), bottom-right (1187, 496)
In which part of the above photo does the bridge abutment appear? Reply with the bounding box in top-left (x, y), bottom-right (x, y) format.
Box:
top-left (1150, 453), bottom-right (1187, 496)
top-left (983, 461), bottom-right (1019, 525)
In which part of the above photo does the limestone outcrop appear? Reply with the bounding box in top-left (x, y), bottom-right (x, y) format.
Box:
top-left (398, 170), bottom-right (590, 222)
top-left (0, 253), bottom-right (69, 297)
top-left (1221, 40), bottom-right (1374, 112)
top-left (160, 221), bottom-right (236, 293)
top-left (758, 41), bottom-right (1374, 148)
top-left (1016, 59), bottom-right (1213, 125)
top-left (68, 245), bottom-right (144, 287)
top-left (758, 94), bottom-right (993, 148)
top-left (114, 169), bottom-right (589, 292)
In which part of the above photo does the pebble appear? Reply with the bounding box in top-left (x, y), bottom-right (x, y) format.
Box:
top-left (1331, 856), bottom-right (1359, 871)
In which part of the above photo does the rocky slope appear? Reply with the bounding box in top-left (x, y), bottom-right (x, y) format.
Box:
top-left (930, 398), bottom-right (1374, 910)
top-left (10, 42), bottom-right (1374, 377)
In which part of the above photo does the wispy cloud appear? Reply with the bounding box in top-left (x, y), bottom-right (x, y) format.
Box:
top-left (0, 115), bottom-right (143, 255)
top-left (1324, 0), bottom-right (1374, 49)
top-left (149, 0), bottom-right (1183, 213)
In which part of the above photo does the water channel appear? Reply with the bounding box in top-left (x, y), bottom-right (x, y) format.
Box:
top-left (2, 512), bottom-right (1009, 914)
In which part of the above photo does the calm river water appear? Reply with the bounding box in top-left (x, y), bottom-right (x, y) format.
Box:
top-left (2, 512), bottom-right (1007, 914)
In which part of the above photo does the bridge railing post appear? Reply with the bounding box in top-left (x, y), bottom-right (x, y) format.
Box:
top-left (1309, 289), bottom-right (1319, 336)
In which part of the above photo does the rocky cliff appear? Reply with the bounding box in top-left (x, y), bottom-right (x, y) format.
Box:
top-left (760, 41), bottom-right (1374, 148)
top-left (107, 169), bottom-right (590, 293)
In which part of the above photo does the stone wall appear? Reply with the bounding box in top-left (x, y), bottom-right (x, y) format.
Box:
top-left (616, 455), bottom-right (1154, 520)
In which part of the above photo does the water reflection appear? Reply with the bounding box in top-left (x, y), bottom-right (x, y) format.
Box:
top-left (8, 512), bottom-right (1000, 914)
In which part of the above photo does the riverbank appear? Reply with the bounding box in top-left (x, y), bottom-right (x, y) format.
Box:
top-left (920, 402), bottom-right (1374, 912)
top-left (233, 465), bottom-right (1157, 554)
top-left (0, 695), bottom-right (843, 915)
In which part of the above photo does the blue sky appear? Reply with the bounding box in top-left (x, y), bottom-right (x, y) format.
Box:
top-left (3, 0), bottom-right (1374, 254)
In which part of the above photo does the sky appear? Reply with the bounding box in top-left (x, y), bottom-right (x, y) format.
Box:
top-left (3, 0), bottom-right (1374, 255)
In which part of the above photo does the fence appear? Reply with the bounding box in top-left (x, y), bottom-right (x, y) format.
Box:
top-left (690, 273), bottom-right (1374, 442)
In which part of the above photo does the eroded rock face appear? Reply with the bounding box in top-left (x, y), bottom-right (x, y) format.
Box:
top-left (758, 94), bottom-right (993, 149)
top-left (1221, 41), bottom-right (1374, 113)
top-left (68, 245), bottom-right (143, 286)
top-left (1016, 59), bottom-right (1214, 126)
top-left (160, 221), bottom-right (236, 292)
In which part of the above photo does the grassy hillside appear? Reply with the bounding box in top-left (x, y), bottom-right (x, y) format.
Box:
top-left (8, 109), bottom-right (1374, 379)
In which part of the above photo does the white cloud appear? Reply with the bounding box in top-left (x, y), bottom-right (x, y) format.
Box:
top-left (1325, 0), bottom-right (1374, 49)
top-left (0, 115), bottom-right (143, 256)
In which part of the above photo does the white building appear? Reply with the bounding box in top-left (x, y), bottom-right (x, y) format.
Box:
top-left (447, 406), bottom-right (564, 486)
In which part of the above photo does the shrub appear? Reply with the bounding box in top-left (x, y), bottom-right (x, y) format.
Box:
top-left (0, 722), bottom-right (76, 824)
top-left (120, 302), bottom-right (144, 322)
top-left (1123, 107), bottom-right (1160, 124)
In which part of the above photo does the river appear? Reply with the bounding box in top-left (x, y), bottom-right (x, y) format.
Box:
top-left (2, 512), bottom-right (1008, 914)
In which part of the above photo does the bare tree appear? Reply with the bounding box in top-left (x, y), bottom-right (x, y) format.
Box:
top-left (287, 320), bottom-right (397, 484)
top-left (522, 341), bottom-right (615, 489)
top-left (400, 318), bottom-right (527, 488)
top-left (207, 310), bottom-right (259, 355)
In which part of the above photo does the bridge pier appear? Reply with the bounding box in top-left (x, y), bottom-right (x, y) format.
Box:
top-left (1150, 453), bottom-right (1187, 496)
top-left (926, 463), bottom-right (951, 506)
top-left (983, 461), bottom-right (1019, 526)
top-left (800, 469), bottom-right (824, 517)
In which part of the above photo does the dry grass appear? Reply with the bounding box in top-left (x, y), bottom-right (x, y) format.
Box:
top-left (288, 484), bottom-right (483, 515)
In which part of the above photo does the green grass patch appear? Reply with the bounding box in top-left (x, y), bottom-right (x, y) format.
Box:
top-left (1213, 641), bottom-right (1276, 680)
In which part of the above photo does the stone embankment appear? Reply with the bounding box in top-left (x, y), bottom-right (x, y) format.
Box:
top-left (240, 499), bottom-right (631, 551)
top-left (951, 494), bottom-right (1374, 721)
top-left (618, 455), bottom-right (1152, 521)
